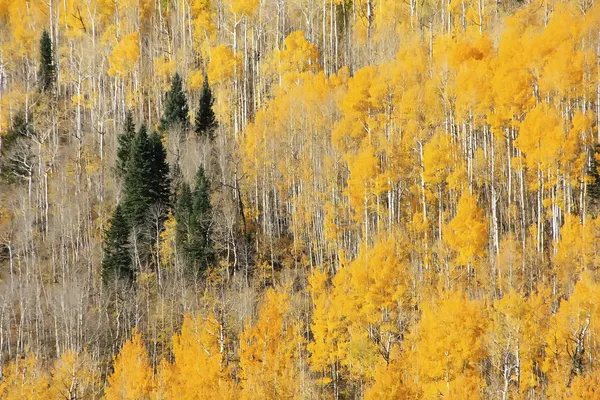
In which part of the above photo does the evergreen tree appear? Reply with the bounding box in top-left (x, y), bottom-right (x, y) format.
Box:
top-left (189, 165), bottom-right (214, 273)
top-left (116, 110), bottom-right (136, 179)
top-left (122, 125), bottom-right (153, 228)
top-left (589, 144), bottom-right (600, 200)
top-left (102, 204), bottom-right (134, 284)
top-left (148, 132), bottom-right (172, 207)
top-left (161, 73), bottom-right (189, 131)
top-left (1, 112), bottom-right (33, 181)
top-left (194, 79), bottom-right (217, 138)
top-left (175, 166), bottom-right (214, 276)
top-left (39, 30), bottom-right (55, 92)
top-left (175, 181), bottom-right (193, 256)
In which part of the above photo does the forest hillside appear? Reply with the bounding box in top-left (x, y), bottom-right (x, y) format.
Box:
top-left (0, 0), bottom-right (600, 398)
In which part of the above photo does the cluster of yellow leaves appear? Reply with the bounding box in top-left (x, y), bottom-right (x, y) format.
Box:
top-left (0, 351), bottom-right (100, 399)
top-left (104, 329), bottom-right (153, 399)
top-left (156, 313), bottom-right (236, 398)
top-left (208, 45), bottom-right (239, 84)
top-left (422, 131), bottom-right (465, 189)
top-left (554, 214), bottom-right (599, 291)
top-left (158, 212), bottom-right (176, 268)
top-left (238, 288), bottom-right (303, 399)
top-left (108, 31), bottom-right (140, 77)
top-left (492, 289), bottom-right (550, 394)
top-left (276, 31), bottom-right (321, 79)
top-left (228, 0), bottom-right (259, 17)
top-left (309, 238), bottom-right (412, 383)
top-left (443, 192), bottom-right (488, 266)
top-left (153, 55), bottom-right (176, 91)
top-left (409, 292), bottom-right (487, 398)
top-left (544, 273), bottom-right (600, 398)
top-left (188, 70), bottom-right (206, 90)
top-left (191, 0), bottom-right (217, 48)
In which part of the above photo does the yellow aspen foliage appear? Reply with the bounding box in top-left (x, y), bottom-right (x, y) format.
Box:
top-left (495, 233), bottom-right (524, 292)
top-left (158, 313), bottom-right (236, 399)
top-left (108, 31), bottom-right (140, 77)
top-left (188, 70), bottom-right (206, 90)
top-left (443, 192), bottom-right (488, 266)
top-left (568, 370), bottom-right (600, 400)
top-left (492, 289), bottom-right (550, 394)
top-left (346, 144), bottom-right (389, 224)
top-left (191, 0), bottom-right (217, 45)
top-left (330, 238), bottom-right (412, 380)
top-left (333, 65), bottom-right (378, 153)
top-left (0, 86), bottom-right (26, 132)
top-left (514, 103), bottom-right (563, 174)
top-left (208, 45), bottom-right (239, 84)
top-left (554, 214), bottom-right (597, 291)
top-left (276, 31), bottom-right (320, 78)
top-left (365, 350), bottom-right (420, 400)
top-left (104, 329), bottom-right (153, 400)
top-left (49, 351), bottom-right (100, 399)
top-left (228, 0), bottom-right (259, 17)
top-left (153, 55), bottom-right (176, 91)
top-left (410, 292), bottom-right (488, 398)
top-left (59, 0), bottom-right (92, 39)
top-left (307, 269), bottom-right (345, 386)
top-left (238, 288), bottom-right (303, 399)
top-left (447, 28), bottom-right (493, 67)
top-left (539, 43), bottom-right (588, 99)
top-left (571, 110), bottom-right (595, 144)
top-left (0, 354), bottom-right (49, 399)
top-left (490, 63), bottom-right (533, 129)
top-left (159, 211), bottom-right (176, 269)
top-left (422, 131), bottom-right (462, 188)
top-left (3, 0), bottom-right (46, 59)
top-left (543, 272), bottom-right (600, 398)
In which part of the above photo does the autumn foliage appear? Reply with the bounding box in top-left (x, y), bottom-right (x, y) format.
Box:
top-left (1, 0), bottom-right (600, 399)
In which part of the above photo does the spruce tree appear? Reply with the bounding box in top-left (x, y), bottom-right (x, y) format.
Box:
top-left (102, 204), bottom-right (134, 284)
top-left (161, 73), bottom-right (189, 131)
top-left (174, 166), bottom-right (214, 276)
top-left (194, 79), bottom-right (217, 138)
top-left (39, 30), bottom-right (55, 92)
top-left (116, 110), bottom-right (136, 178)
top-left (189, 166), bottom-right (214, 274)
top-left (589, 144), bottom-right (600, 200)
top-left (148, 131), bottom-right (172, 207)
top-left (122, 125), bottom-right (153, 228)
top-left (175, 181), bottom-right (193, 253)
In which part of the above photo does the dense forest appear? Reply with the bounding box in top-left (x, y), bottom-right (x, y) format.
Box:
top-left (0, 0), bottom-right (599, 398)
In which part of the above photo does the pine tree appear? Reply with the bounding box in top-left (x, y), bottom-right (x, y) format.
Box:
top-left (102, 204), bottom-right (134, 284)
top-left (116, 110), bottom-right (136, 179)
top-left (194, 78), bottom-right (217, 138)
top-left (39, 30), bottom-right (55, 92)
top-left (161, 73), bottom-right (189, 131)
top-left (122, 125), bottom-right (152, 228)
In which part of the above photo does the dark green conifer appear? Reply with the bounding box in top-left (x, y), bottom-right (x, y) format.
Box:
top-left (189, 165), bottom-right (214, 272)
top-left (148, 131), bottom-right (172, 207)
top-left (174, 166), bottom-right (214, 276)
top-left (39, 30), bottom-right (55, 92)
top-left (161, 73), bottom-right (189, 131)
top-left (589, 144), bottom-right (600, 200)
top-left (115, 110), bottom-right (136, 178)
top-left (102, 204), bottom-right (134, 284)
top-left (122, 125), bottom-right (152, 228)
top-left (194, 78), bottom-right (217, 138)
